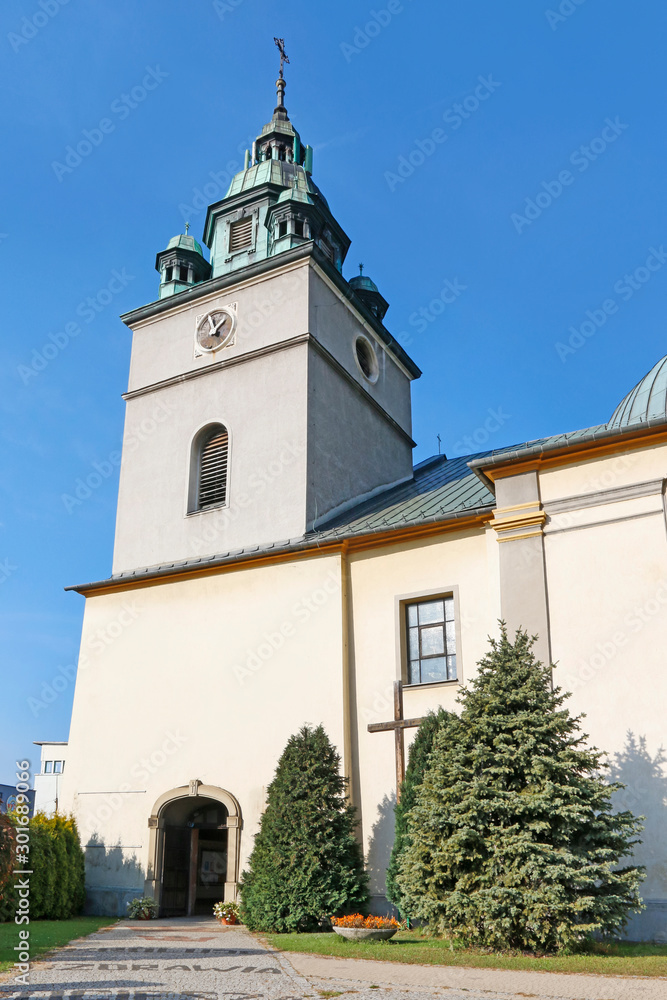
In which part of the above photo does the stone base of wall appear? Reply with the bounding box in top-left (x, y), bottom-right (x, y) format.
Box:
top-left (369, 894), bottom-right (399, 918)
top-left (624, 899), bottom-right (667, 943)
top-left (84, 886), bottom-right (144, 917)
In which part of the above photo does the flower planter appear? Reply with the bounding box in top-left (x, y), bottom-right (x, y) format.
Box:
top-left (218, 917), bottom-right (237, 925)
top-left (333, 926), bottom-right (397, 942)
top-left (137, 913), bottom-right (153, 920)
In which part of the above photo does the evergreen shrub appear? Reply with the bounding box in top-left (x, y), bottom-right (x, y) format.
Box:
top-left (397, 627), bottom-right (645, 951)
top-left (240, 724), bottom-right (368, 931)
top-left (386, 708), bottom-right (459, 917)
top-left (0, 812), bottom-right (85, 921)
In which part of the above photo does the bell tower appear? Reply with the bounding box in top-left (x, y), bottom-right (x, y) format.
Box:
top-left (111, 48), bottom-right (421, 577)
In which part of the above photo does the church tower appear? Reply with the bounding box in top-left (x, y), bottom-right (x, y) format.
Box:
top-left (111, 56), bottom-right (420, 576)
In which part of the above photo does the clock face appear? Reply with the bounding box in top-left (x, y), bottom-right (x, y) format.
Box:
top-left (196, 309), bottom-right (235, 352)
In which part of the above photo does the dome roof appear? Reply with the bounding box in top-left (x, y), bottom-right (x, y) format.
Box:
top-left (275, 180), bottom-right (315, 206)
top-left (165, 233), bottom-right (206, 257)
top-left (225, 160), bottom-right (329, 209)
top-left (608, 354), bottom-right (667, 429)
top-left (349, 274), bottom-right (379, 293)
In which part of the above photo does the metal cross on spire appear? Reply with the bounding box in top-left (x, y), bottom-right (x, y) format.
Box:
top-left (274, 37), bottom-right (289, 78)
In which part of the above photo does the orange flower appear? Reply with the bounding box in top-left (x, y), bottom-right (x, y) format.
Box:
top-left (331, 913), bottom-right (400, 929)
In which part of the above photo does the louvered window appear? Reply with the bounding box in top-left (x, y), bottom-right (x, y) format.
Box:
top-left (198, 425), bottom-right (229, 510)
top-left (319, 238), bottom-right (334, 262)
top-left (229, 217), bottom-right (253, 253)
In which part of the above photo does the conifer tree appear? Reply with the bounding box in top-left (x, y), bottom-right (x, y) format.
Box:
top-left (397, 627), bottom-right (645, 951)
top-left (0, 813), bottom-right (16, 923)
top-left (386, 708), bottom-right (458, 916)
top-left (240, 724), bottom-right (368, 931)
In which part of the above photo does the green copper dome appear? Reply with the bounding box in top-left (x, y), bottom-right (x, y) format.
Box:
top-left (608, 354), bottom-right (667, 429)
top-left (203, 59), bottom-right (350, 280)
top-left (165, 233), bottom-right (206, 258)
top-left (225, 159), bottom-right (327, 208)
top-left (348, 269), bottom-right (389, 322)
top-left (349, 274), bottom-right (379, 294)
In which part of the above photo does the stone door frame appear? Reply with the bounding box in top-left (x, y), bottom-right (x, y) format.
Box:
top-left (145, 782), bottom-right (242, 908)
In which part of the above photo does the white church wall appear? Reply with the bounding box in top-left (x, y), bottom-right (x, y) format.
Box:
top-left (307, 267), bottom-right (414, 433)
top-left (538, 443), bottom-right (664, 502)
top-left (306, 346), bottom-right (414, 527)
top-left (112, 343), bottom-right (310, 574)
top-left (126, 259), bottom-right (311, 395)
top-left (62, 552), bottom-right (346, 915)
top-left (539, 444), bottom-right (667, 942)
top-left (347, 526), bottom-right (501, 906)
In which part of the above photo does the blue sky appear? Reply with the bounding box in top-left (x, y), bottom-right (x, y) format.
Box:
top-left (1, 0), bottom-right (666, 782)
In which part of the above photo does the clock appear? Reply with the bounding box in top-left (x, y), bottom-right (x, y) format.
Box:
top-left (195, 308), bottom-right (235, 353)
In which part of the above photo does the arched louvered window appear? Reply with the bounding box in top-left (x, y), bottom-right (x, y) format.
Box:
top-left (197, 424), bottom-right (229, 510)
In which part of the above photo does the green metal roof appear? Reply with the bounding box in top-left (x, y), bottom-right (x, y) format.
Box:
top-left (275, 182), bottom-right (314, 206)
top-left (67, 451), bottom-right (496, 591)
top-left (314, 453), bottom-right (494, 538)
top-left (164, 233), bottom-right (206, 257)
top-left (349, 274), bottom-right (379, 294)
top-left (608, 354), bottom-right (667, 429)
top-left (68, 409), bottom-right (667, 594)
top-left (468, 415), bottom-right (667, 488)
top-left (224, 160), bottom-right (328, 208)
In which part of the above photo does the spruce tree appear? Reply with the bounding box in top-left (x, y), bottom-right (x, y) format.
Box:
top-left (397, 627), bottom-right (645, 952)
top-left (386, 708), bottom-right (458, 916)
top-left (239, 724), bottom-right (368, 931)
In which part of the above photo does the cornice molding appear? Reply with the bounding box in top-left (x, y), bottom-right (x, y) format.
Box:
top-left (488, 504), bottom-right (546, 539)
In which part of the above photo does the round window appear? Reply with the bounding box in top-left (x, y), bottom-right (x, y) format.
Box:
top-left (354, 336), bottom-right (379, 382)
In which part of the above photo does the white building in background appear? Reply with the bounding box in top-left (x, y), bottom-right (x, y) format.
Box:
top-left (33, 742), bottom-right (68, 815)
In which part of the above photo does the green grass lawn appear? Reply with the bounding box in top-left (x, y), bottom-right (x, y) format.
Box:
top-left (0, 917), bottom-right (117, 974)
top-left (263, 930), bottom-right (667, 978)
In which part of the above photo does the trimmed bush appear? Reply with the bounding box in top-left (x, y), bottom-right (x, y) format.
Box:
top-left (0, 813), bottom-right (16, 923)
top-left (397, 626), bottom-right (645, 951)
top-left (0, 812), bottom-right (85, 922)
top-left (240, 724), bottom-right (368, 931)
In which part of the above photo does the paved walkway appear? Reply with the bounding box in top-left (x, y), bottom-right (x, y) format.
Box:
top-left (0, 918), bottom-right (663, 1000)
top-left (284, 949), bottom-right (667, 1000)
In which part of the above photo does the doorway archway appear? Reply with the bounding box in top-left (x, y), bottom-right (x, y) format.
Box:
top-left (146, 783), bottom-right (242, 916)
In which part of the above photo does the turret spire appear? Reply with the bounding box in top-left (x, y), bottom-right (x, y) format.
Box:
top-left (273, 37), bottom-right (289, 119)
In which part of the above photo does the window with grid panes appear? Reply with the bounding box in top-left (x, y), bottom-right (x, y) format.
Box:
top-left (406, 596), bottom-right (457, 684)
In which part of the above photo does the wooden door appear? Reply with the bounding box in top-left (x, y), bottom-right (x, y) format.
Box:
top-left (160, 827), bottom-right (190, 916)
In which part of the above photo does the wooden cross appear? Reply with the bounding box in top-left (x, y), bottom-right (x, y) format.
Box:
top-left (367, 680), bottom-right (424, 802)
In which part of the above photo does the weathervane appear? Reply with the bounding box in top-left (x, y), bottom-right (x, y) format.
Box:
top-left (185, 222), bottom-right (190, 235)
top-left (274, 37), bottom-right (289, 78)
top-left (358, 263), bottom-right (364, 276)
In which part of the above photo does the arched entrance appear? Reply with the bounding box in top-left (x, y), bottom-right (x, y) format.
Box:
top-left (146, 783), bottom-right (242, 916)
